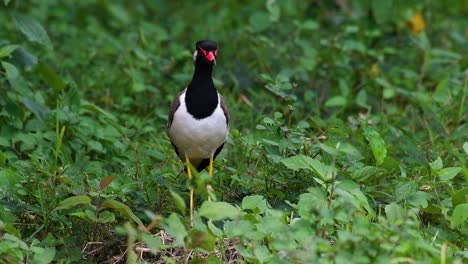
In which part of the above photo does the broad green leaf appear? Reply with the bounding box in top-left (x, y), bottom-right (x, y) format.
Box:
top-left (97, 211), bottom-right (115, 224)
top-left (395, 181), bottom-right (418, 202)
top-left (249, 12), bottom-right (271, 32)
top-left (31, 247), bottom-right (55, 264)
top-left (372, 1), bottom-right (395, 24)
top-left (101, 199), bottom-right (142, 225)
top-left (0, 44), bottom-right (19, 58)
top-left (13, 13), bottom-right (52, 47)
top-left (385, 202), bottom-right (404, 223)
top-left (281, 155), bottom-right (332, 180)
top-left (0, 137), bottom-right (9, 147)
top-left (163, 213), bottom-right (187, 247)
top-left (383, 87), bottom-right (396, 99)
top-left (242, 195), bottom-right (268, 213)
top-left (36, 62), bottom-right (65, 92)
top-left (199, 201), bottom-right (240, 221)
top-left (325, 96), bottom-right (347, 107)
top-left (429, 157), bottom-right (443, 170)
top-left (1, 61), bottom-right (19, 80)
top-left (452, 187), bottom-right (468, 207)
top-left (253, 245), bottom-right (272, 264)
top-left (12, 46), bottom-right (38, 68)
top-left (409, 191), bottom-right (429, 208)
top-left (451, 203), bottom-right (468, 229)
top-left (301, 20), bottom-right (319, 30)
top-left (23, 98), bottom-right (50, 120)
top-left (170, 190), bottom-right (186, 214)
top-left (297, 188), bottom-right (327, 218)
top-left (141, 233), bottom-right (162, 252)
top-left (351, 166), bottom-right (380, 181)
top-left (337, 180), bottom-right (375, 215)
top-left (207, 220), bottom-right (223, 237)
top-left (54, 195), bottom-right (91, 211)
top-left (463, 142), bottom-right (468, 155)
top-left (363, 124), bottom-right (387, 165)
top-left (281, 155), bottom-right (313, 170)
top-left (439, 167), bottom-right (461, 181)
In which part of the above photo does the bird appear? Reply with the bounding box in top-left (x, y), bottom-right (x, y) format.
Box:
top-left (167, 40), bottom-right (230, 224)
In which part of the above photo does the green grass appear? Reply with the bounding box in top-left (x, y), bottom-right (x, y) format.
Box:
top-left (0, 1), bottom-right (467, 263)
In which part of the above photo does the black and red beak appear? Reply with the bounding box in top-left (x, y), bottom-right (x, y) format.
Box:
top-left (198, 46), bottom-right (217, 64)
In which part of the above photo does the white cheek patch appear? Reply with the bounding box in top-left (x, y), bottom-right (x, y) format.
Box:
top-left (193, 50), bottom-right (198, 61)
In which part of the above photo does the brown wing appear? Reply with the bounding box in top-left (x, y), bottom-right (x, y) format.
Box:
top-left (167, 89), bottom-right (186, 129)
top-left (219, 94), bottom-right (230, 127)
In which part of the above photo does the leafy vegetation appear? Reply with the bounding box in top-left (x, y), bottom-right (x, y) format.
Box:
top-left (0, 1), bottom-right (467, 263)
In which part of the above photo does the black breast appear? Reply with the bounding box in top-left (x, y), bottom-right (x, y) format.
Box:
top-left (185, 83), bottom-right (218, 119)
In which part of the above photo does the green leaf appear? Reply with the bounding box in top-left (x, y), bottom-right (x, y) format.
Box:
top-left (297, 188), bottom-right (327, 218)
top-left (409, 191), bottom-right (429, 208)
top-left (452, 187), bottom-right (468, 207)
top-left (253, 245), bottom-right (272, 264)
top-left (242, 195), bottom-right (268, 214)
top-left (163, 213), bottom-right (187, 247)
top-left (301, 20), bottom-right (319, 31)
top-left (1, 61), bottom-right (19, 80)
top-left (439, 167), bottom-right (461, 181)
top-left (249, 12), bottom-right (271, 32)
top-left (372, 1), bottom-right (395, 24)
top-left (451, 203), bottom-right (468, 229)
top-left (54, 195), bottom-right (91, 211)
top-left (207, 221), bottom-right (223, 237)
top-left (97, 211), bottom-right (115, 224)
top-left (433, 78), bottom-right (450, 103)
top-left (281, 155), bottom-right (333, 180)
top-left (36, 62), bottom-right (66, 92)
top-left (199, 201), bottom-right (240, 221)
top-left (11, 47), bottom-right (38, 68)
top-left (23, 97), bottom-right (50, 120)
top-left (325, 96), bottom-right (347, 107)
top-left (363, 124), bottom-right (387, 165)
top-left (170, 190), bottom-right (186, 215)
top-left (0, 151), bottom-right (6, 166)
top-left (101, 199), bottom-right (143, 225)
top-left (463, 142), bottom-right (468, 155)
top-left (13, 13), bottom-right (52, 47)
top-left (429, 157), bottom-right (443, 170)
top-left (385, 202), bottom-right (404, 223)
top-left (351, 166), bottom-right (381, 181)
top-left (281, 155), bottom-right (313, 171)
top-left (31, 246), bottom-right (55, 264)
top-left (0, 44), bottom-right (19, 58)
top-left (141, 233), bottom-right (162, 252)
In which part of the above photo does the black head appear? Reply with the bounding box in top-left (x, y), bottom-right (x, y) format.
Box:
top-left (193, 40), bottom-right (218, 66)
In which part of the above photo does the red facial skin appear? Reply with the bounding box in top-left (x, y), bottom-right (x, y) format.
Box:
top-left (198, 46), bottom-right (217, 62)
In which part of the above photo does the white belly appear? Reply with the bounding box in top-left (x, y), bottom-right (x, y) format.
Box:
top-left (169, 93), bottom-right (229, 159)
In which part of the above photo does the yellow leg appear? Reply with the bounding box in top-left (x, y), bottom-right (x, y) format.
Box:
top-left (207, 155), bottom-right (214, 201)
top-left (185, 156), bottom-right (194, 226)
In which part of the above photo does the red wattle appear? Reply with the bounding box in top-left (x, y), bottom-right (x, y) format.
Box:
top-left (206, 52), bottom-right (215, 62)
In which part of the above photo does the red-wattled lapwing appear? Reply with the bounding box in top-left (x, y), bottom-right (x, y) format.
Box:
top-left (167, 40), bottom-right (230, 224)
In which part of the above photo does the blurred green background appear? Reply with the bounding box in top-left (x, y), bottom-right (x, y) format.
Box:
top-left (0, 1), bottom-right (467, 263)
